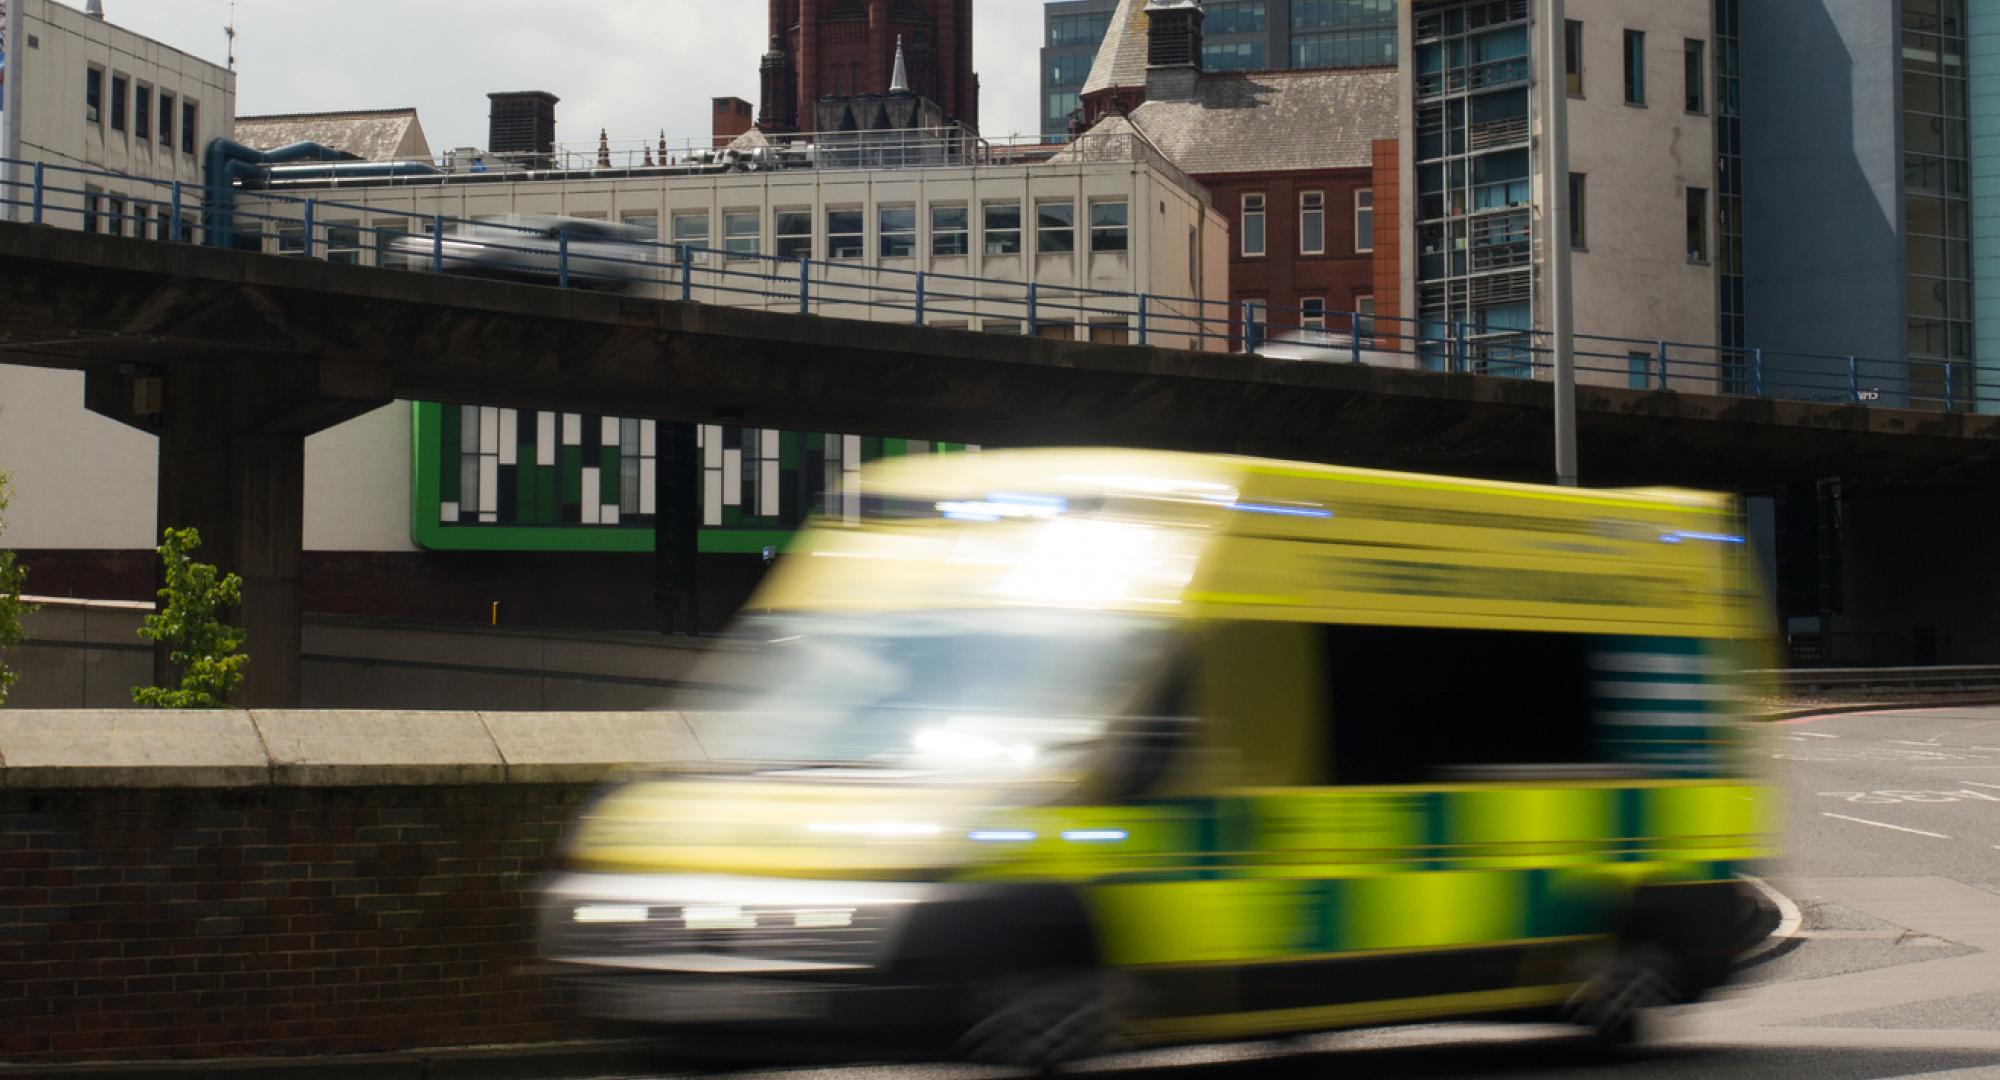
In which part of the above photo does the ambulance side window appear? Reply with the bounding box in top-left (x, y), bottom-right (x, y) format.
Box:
top-left (1318, 626), bottom-right (1597, 784)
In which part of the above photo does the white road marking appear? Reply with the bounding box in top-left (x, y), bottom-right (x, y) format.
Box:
top-left (1959, 780), bottom-right (2000, 791)
top-left (1820, 812), bottom-right (1952, 839)
top-left (1795, 731), bottom-right (1840, 739)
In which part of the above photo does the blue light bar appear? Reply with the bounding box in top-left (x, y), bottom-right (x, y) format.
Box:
top-left (1061, 829), bottom-right (1129, 843)
top-left (968, 830), bottom-right (1037, 843)
top-left (1229, 503), bottom-right (1334, 519)
top-left (1661, 530), bottom-right (1746, 545)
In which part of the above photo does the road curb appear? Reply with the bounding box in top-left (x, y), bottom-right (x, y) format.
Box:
top-left (1756, 697), bottom-right (2000, 723)
top-left (0, 1038), bottom-right (671, 1080)
top-left (1734, 873), bottom-right (1804, 969)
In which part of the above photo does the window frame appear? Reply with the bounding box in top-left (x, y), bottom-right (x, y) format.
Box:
top-left (1088, 199), bottom-right (1130, 254)
top-left (1684, 38), bottom-right (1707, 114)
top-left (931, 204), bottom-right (971, 257)
top-left (1300, 296), bottom-right (1327, 330)
top-left (110, 72), bottom-right (129, 133)
top-left (1565, 19), bottom-right (1585, 97)
top-left (135, 84), bottom-right (153, 142)
top-left (158, 91), bottom-right (176, 147)
top-left (86, 67), bottom-right (105, 126)
top-left (983, 201), bottom-right (1023, 256)
top-left (773, 209), bottom-right (813, 260)
top-left (1300, 190), bottom-right (1326, 256)
top-left (725, 209), bottom-right (764, 259)
top-left (181, 101), bottom-right (198, 155)
top-left (1356, 294), bottom-right (1376, 345)
top-left (1686, 186), bottom-right (1710, 263)
top-left (1353, 189), bottom-right (1374, 254)
top-left (1035, 199), bottom-right (1077, 256)
top-left (878, 205), bottom-right (918, 259)
top-left (825, 207), bottom-right (866, 261)
top-left (325, 220), bottom-right (365, 265)
top-left (1241, 192), bottom-right (1267, 257)
top-left (1623, 29), bottom-right (1647, 106)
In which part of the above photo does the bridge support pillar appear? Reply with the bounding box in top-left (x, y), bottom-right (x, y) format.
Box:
top-left (156, 424), bottom-right (305, 707)
top-left (88, 358), bottom-right (390, 708)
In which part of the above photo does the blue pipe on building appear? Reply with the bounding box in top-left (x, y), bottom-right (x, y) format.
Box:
top-left (202, 138), bottom-right (358, 249)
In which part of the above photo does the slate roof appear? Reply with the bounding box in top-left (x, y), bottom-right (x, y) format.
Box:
top-left (1081, 0), bottom-right (1152, 96)
top-left (1116, 68), bottom-right (1398, 175)
top-left (233, 109), bottom-right (432, 162)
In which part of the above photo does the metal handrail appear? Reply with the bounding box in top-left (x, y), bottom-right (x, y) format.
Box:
top-left (0, 153), bottom-right (1991, 412)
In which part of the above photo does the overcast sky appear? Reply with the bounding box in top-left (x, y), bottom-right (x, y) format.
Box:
top-left (82, 0), bottom-right (1050, 154)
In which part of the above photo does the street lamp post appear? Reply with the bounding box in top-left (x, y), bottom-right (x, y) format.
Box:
top-left (1540, 0), bottom-right (1578, 486)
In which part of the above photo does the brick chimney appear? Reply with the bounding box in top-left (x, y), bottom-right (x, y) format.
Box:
top-left (712, 97), bottom-right (755, 148)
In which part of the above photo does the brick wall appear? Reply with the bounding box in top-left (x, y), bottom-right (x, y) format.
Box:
top-left (1, 783), bottom-right (607, 1062)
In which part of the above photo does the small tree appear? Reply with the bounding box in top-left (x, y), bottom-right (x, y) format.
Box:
top-left (0, 472), bottom-right (34, 706)
top-left (134, 527), bottom-right (248, 708)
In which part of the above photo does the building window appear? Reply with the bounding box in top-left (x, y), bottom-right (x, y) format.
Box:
top-left (135, 85), bottom-right (152, 141)
top-left (1301, 191), bottom-right (1326, 255)
top-left (86, 68), bottom-right (104, 124)
top-left (618, 418), bottom-right (659, 518)
top-left (879, 206), bottom-right (917, 258)
top-left (84, 189), bottom-right (102, 233)
top-left (1356, 295), bottom-right (1376, 345)
top-left (1627, 351), bottom-right (1652, 390)
top-left (1565, 19), bottom-right (1585, 96)
top-left (1036, 200), bottom-right (1076, 254)
top-left (326, 222), bottom-right (363, 264)
top-left (1089, 200), bottom-right (1129, 253)
top-left (671, 211), bottom-right (709, 255)
top-left (619, 212), bottom-right (659, 241)
top-left (1353, 189), bottom-right (1374, 253)
top-left (716, 210), bottom-right (755, 258)
top-left (774, 210), bottom-right (812, 259)
top-left (1046, 91), bottom-right (1081, 123)
top-left (107, 197), bottom-right (126, 238)
top-left (1624, 30), bottom-right (1646, 105)
top-left (110, 74), bottom-right (129, 132)
top-left (932, 205), bottom-right (970, 256)
top-left (373, 218), bottom-right (410, 267)
top-left (1204, 41), bottom-right (1267, 71)
top-left (1242, 193), bottom-right (1266, 257)
top-left (181, 101), bottom-right (198, 154)
top-left (1207, 0), bottom-right (1268, 35)
top-left (1686, 187), bottom-right (1709, 262)
top-left (1301, 297), bottom-right (1327, 330)
top-left (1569, 173), bottom-right (1587, 249)
top-left (159, 92), bottom-right (176, 147)
top-left (984, 202), bottom-right (1023, 255)
top-left (1684, 39), bottom-right (1706, 112)
top-left (827, 209), bottom-right (865, 260)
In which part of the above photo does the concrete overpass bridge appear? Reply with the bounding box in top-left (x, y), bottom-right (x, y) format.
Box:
top-left (4, 222), bottom-right (1999, 703)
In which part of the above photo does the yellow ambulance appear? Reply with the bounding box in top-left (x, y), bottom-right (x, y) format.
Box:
top-left (541, 449), bottom-right (1779, 1067)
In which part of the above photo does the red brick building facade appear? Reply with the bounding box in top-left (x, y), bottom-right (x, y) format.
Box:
top-left (758, 0), bottom-right (977, 135)
top-left (1198, 166), bottom-right (1380, 336)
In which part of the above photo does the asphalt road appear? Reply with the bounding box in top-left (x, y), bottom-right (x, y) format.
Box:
top-left (602, 707), bottom-right (2000, 1080)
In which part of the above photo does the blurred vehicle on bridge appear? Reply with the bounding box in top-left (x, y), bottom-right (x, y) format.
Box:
top-left (539, 449), bottom-right (1781, 1069)
top-left (1254, 326), bottom-right (1421, 369)
top-left (385, 214), bottom-right (656, 290)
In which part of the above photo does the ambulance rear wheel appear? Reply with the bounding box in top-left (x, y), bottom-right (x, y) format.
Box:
top-left (1564, 943), bottom-right (1677, 1047)
top-left (960, 969), bottom-right (1126, 1071)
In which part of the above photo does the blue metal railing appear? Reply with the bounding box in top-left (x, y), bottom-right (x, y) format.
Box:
top-left (0, 155), bottom-right (1988, 414)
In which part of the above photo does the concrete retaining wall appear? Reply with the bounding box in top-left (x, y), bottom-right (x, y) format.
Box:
top-left (0, 709), bottom-right (703, 1064)
top-left (3, 600), bottom-right (724, 711)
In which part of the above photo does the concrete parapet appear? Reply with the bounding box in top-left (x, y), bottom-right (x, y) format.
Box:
top-left (0, 710), bottom-right (706, 788)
